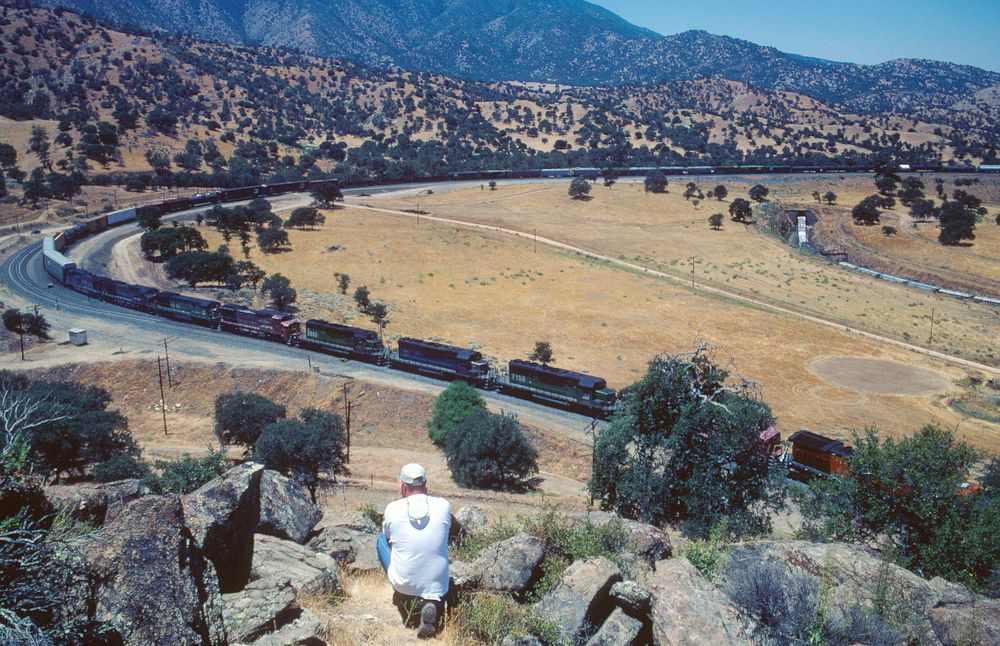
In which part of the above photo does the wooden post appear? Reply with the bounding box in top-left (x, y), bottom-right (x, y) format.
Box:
top-left (157, 356), bottom-right (168, 436)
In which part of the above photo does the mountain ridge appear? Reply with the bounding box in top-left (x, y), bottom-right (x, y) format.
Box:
top-left (30, 0), bottom-right (1000, 113)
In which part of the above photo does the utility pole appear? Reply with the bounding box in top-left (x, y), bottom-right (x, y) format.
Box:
top-left (157, 356), bottom-right (169, 436)
top-left (162, 338), bottom-right (173, 387)
top-left (928, 307), bottom-right (936, 345)
top-left (307, 354), bottom-right (313, 372)
top-left (533, 228), bottom-right (537, 253)
top-left (689, 256), bottom-right (696, 287)
top-left (342, 383), bottom-right (352, 462)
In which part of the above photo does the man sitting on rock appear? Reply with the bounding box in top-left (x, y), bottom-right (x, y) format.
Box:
top-left (377, 463), bottom-right (451, 638)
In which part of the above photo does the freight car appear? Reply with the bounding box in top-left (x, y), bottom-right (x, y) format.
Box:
top-left (786, 430), bottom-right (852, 479)
top-left (220, 305), bottom-right (300, 344)
top-left (499, 359), bottom-right (617, 417)
top-left (391, 337), bottom-right (491, 387)
top-left (300, 319), bottom-right (386, 362)
top-left (91, 276), bottom-right (158, 309)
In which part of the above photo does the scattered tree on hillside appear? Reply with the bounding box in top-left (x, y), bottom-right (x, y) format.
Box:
top-left (729, 197), bottom-right (753, 223)
top-left (445, 411), bottom-right (538, 491)
top-left (427, 380), bottom-right (487, 446)
top-left (254, 408), bottom-right (348, 502)
top-left (235, 260), bottom-right (266, 289)
top-left (140, 226), bottom-right (207, 261)
top-left (311, 182), bottom-right (343, 206)
top-left (644, 170), bottom-right (668, 194)
top-left (28, 126), bottom-right (50, 171)
top-left (353, 285), bottom-right (371, 312)
top-left (488, 180), bottom-right (497, 191)
top-left (852, 195), bottom-right (893, 226)
top-left (899, 177), bottom-right (925, 207)
top-left (798, 424), bottom-right (998, 587)
top-left (165, 251), bottom-right (234, 286)
top-left (709, 213), bottom-right (724, 230)
top-left (569, 177), bottom-right (591, 200)
top-left (602, 169), bottom-right (618, 188)
top-left (261, 273), bottom-right (296, 310)
top-left (366, 301), bottom-right (390, 340)
top-left (748, 184), bottom-right (769, 203)
top-left (3, 309), bottom-right (50, 361)
top-left (938, 200), bottom-right (977, 245)
top-left (256, 225), bottom-right (291, 253)
top-left (812, 190), bottom-right (821, 203)
top-left (214, 392), bottom-right (287, 452)
top-left (589, 346), bottom-right (784, 538)
top-left (823, 191), bottom-right (837, 205)
top-left (22, 168), bottom-right (46, 205)
top-left (145, 447), bottom-right (230, 494)
top-left (713, 185), bottom-right (727, 201)
top-left (528, 341), bottom-right (554, 366)
top-left (874, 159), bottom-right (901, 196)
top-left (284, 207), bottom-right (325, 229)
top-left (910, 198), bottom-right (938, 221)
top-left (334, 272), bottom-right (351, 294)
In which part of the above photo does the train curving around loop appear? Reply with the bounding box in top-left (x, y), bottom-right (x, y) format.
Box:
top-left (40, 179), bottom-right (619, 418)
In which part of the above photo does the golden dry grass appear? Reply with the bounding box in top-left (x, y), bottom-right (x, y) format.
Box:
top-left (190, 191), bottom-right (1000, 453)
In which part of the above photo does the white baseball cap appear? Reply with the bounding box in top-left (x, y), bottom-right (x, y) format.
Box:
top-left (399, 463), bottom-right (426, 485)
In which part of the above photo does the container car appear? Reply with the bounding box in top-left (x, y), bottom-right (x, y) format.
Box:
top-left (500, 359), bottom-right (617, 417)
top-left (42, 249), bottom-right (76, 284)
top-left (150, 292), bottom-right (222, 327)
top-left (391, 337), bottom-right (491, 386)
top-left (299, 319), bottom-right (385, 361)
top-left (220, 305), bottom-right (300, 343)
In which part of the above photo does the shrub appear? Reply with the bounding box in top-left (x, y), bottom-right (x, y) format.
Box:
top-left (451, 592), bottom-right (567, 646)
top-left (145, 447), bottom-right (230, 494)
top-left (426, 380), bottom-right (486, 445)
top-left (445, 412), bottom-right (537, 491)
top-left (684, 519), bottom-right (730, 582)
top-left (93, 454), bottom-right (150, 483)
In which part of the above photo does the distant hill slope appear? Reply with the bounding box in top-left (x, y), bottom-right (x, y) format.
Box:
top-left (1, 4), bottom-right (997, 186)
top-left (32, 0), bottom-right (1000, 113)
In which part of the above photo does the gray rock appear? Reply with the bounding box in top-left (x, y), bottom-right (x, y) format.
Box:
top-left (610, 580), bottom-right (652, 618)
top-left (647, 558), bottom-right (748, 646)
top-left (59, 495), bottom-right (227, 645)
top-left (581, 512), bottom-right (672, 563)
top-left (257, 470), bottom-right (322, 544)
top-left (722, 540), bottom-right (938, 643)
top-left (449, 560), bottom-right (479, 589)
top-left (184, 462), bottom-right (265, 593)
top-left (929, 597), bottom-right (1000, 646)
top-left (45, 479), bottom-right (146, 525)
top-left (501, 635), bottom-right (543, 646)
top-left (535, 557), bottom-right (622, 642)
top-left (223, 578), bottom-right (297, 642)
top-left (309, 511), bottom-right (380, 573)
top-left (585, 608), bottom-right (644, 646)
top-left (474, 532), bottom-right (545, 597)
top-left (253, 534), bottom-right (341, 596)
top-left (248, 609), bottom-right (324, 646)
top-left (929, 576), bottom-right (975, 606)
top-left (455, 505), bottom-right (488, 535)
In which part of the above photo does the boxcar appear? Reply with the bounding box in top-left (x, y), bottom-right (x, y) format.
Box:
top-left (787, 430), bottom-right (852, 478)
top-left (391, 337), bottom-right (491, 386)
top-left (42, 248), bottom-right (76, 284)
top-left (300, 319), bottom-right (385, 361)
top-left (151, 292), bottom-right (222, 327)
top-left (220, 305), bottom-right (300, 343)
top-left (501, 359), bottom-right (616, 417)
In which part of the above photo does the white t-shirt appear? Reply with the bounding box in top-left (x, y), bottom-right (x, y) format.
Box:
top-left (382, 493), bottom-right (451, 600)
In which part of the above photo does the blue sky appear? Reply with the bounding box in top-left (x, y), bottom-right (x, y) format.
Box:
top-left (591, 0), bottom-right (1000, 72)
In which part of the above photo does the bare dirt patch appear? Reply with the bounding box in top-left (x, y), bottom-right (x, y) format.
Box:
top-left (808, 356), bottom-right (951, 395)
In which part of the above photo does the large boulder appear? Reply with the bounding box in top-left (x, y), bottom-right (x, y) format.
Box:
top-left (183, 462), bottom-right (265, 593)
top-left (535, 557), bottom-right (622, 642)
top-left (928, 597), bottom-right (1000, 646)
top-left (222, 578), bottom-right (297, 642)
top-left (253, 534), bottom-right (341, 596)
top-left (646, 558), bottom-right (748, 646)
top-left (465, 532), bottom-right (546, 597)
top-left (585, 608), bottom-right (644, 646)
top-left (60, 495), bottom-right (227, 645)
top-left (257, 470), bottom-right (322, 544)
top-left (453, 505), bottom-right (488, 538)
top-left (722, 540), bottom-right (938, 643)
top-left (582, 512), bottom-right (672, 564)
top-left (46, 479), bottom-right (146, 526)
top-left (609, 580), bottom-right (652, 618)
top-left (247, 609), bottom-right (324, 646)
top-left (308, 511), bottom-right (380, 573)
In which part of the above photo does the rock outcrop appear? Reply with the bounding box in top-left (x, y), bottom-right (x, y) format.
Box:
top-left (63, 495), bottom-right (228, 645)
top-left (183, 462), bottom-right (264, 593)
top-left (257, 471), bottom-right (322, 544)
top-left (252, 533), bottom-right (341, 596)
top-left (456, 532), bottom-right (546, 597)
top-left (535, 557), bottom-right (622, 642)
top-left (308, 511), bottom-right (380, 572)
top-left (45, 479), bottom-right (146, 525)
top-left (585, 608), bottom-right (644, 646)
top-left (646, 558), bottom-right (749, 645)
top-left (222, 578), bottom-right (297, 642)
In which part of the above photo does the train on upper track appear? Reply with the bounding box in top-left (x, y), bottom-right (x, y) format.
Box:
top-left (35, 164), bottom-right (1000, 419)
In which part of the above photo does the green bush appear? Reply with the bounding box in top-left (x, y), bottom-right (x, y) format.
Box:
top-left (445, 411), bottom-right (537, 491)
top-left (452, 592), bottom-right (567, 646)
top-left (93, 454), bottom-right (150, 483)
top-left (427, 380), bottom-right (486, 445)
top-left (144, 447), bottom-right (230, 494)
top-left (684, 519), bottom-right (730, 582)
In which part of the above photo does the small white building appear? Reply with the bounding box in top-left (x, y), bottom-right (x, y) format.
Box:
top-left (68, 328), bottom-right (87, 346)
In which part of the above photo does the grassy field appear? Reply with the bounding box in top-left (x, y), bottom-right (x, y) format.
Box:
top-left (192, 189), bottom-right (1000, 452)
